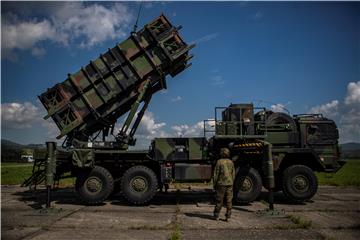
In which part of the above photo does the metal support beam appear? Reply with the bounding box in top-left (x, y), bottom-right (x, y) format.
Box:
top-left (128, 94), bottom-right (152, 144)
top-left (116, 79), bottom-right (151, 147)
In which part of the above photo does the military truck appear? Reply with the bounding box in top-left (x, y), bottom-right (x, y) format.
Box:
top-left (24, 14), bottom-right (344, 206)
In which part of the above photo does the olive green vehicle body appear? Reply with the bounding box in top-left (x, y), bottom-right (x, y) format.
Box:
top-left (32, 105), bottom-right (343, 191)
top-left (25, 15), bottom-right (344, 205)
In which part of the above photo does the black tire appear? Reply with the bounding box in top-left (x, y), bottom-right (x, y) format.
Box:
top-left (75, 166), bottom-right (114, 205)
top-left (282, 165), bottom-right (318, 203)
top-left (121, 166), bottom-right (158, 205)
top-left (233, 167), bottom-right (262, 204)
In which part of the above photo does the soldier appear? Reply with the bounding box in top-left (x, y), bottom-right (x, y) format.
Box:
top-left (213, 148), bottom-right (236, 221)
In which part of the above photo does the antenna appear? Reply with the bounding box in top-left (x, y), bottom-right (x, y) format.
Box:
top-left (132, 1), bottom-right (143, 34)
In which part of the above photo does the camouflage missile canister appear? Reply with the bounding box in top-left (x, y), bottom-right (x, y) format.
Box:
top-left (39, 14), bottom-right (194, 140)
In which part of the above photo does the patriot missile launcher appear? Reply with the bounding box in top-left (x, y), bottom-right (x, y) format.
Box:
top-left (39, 14), bottom-right (194, 149)
top-left (24, 14), bottom-right (344, 208)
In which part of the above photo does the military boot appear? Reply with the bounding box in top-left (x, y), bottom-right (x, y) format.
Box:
top-left (225, 210), bottom-right (231, 222)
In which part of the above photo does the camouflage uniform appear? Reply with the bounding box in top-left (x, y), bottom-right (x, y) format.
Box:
top-left (213, 148), bottom-right (235, 220)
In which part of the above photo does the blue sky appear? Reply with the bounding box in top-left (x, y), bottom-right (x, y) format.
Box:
top-left (1, 1), bottom-right (360, 146)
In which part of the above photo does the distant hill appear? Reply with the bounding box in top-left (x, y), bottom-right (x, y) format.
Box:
top-left (341, 142), bottom-right (360, 151)
top-left (1, 139), bottom-right (45, 149)
top-left (341, 142), bottom-right (360, 159)
top-left (1, 139), bottom-right (45, 162)
top-left (1, 139), bottom-right (24, 150)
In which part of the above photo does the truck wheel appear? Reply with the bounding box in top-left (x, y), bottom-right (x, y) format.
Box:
top-left (282, 165), bottom-right (318, 203)
top-left (121, 166), bottom-right (158, 205)
top-left (75, 166), bottom-right (114, 205)
top-left (233, 167), bottom-right (262, 204)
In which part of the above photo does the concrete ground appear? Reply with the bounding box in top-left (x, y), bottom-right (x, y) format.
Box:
top-left (1, 185), bottom-right (359, 240)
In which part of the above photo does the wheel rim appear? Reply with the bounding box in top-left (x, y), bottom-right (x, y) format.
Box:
top-left (85, 176), bottom-right (103, 193)
top-left (292, 174), bottom-right (309, 193)
top-left (130, 176), bottom-right (148, 193)
top-left (240, 177), bottom-right (253, 193)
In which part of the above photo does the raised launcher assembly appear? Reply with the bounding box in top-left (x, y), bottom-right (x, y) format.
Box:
top-left (39, 14), bottom-right (194, 149)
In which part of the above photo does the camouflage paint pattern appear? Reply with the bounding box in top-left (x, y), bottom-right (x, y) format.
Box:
top-left (153, 137), bottom-right (205, 161)
top-left (174, 163), bottom-right (212, 181)
top-left (72, 149), bottom-right (94, 167)
top-left (214, 104), bottom-right (342, 173)
top-left (214, 185), bottom-right (233, 218)
top-left (213, 158), bottom-right (235, 186)
top-left (39, 14), bottom-right (194, 140)
top-left (154, 138), bottom-right (211, 181)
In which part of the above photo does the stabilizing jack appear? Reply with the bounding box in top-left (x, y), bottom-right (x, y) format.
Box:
top-left (35, 142), bottom-right (62, 214)
top-left (256, 141), bottom-right (285, 217)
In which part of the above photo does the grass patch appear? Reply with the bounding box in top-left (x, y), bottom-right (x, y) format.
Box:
top-left (316, 160), bottom-right (360, 187)
top-left (169, 224), bottom-right (181, 240)
top-left (272, 214), bottom-right (312, 230)
top-left (1, 163), bottom-right (33, 185)
top-left (288, 214), bottom-right (312, 229)
top-left (1, 162), bottom-right (75, 186)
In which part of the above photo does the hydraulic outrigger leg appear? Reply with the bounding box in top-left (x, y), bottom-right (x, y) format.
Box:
top-left (256, 140), bottom-right (285, 217)
top-left (263, 141), bottom-right (275, 210)
top-left (45, 142), bottom-right (56, 208)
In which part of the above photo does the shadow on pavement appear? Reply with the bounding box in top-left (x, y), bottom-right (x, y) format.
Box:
top-left (111, 190), bottom-right (215, 206)
top-left (13, 186), bottom-right (307, 210)
top-left (184, 212), bottom-right (215, 220)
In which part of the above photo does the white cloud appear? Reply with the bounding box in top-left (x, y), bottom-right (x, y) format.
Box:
top-left (345, 81), bottom-right (360, 105)
top-left (1, 102), bottom-right (40, 129)
top-left (191, 32), bottom-right (219, 45)
top-left (1, 2), bottom-right (133, 60)
top-left (1, 101), bottom-right (65, 142)
top-left (171, 96), bottom-right (182, 102)
top-left (113, 111), bottom-right (167, 140)
top-left (250, 11), bottom-right (264, 21)
top-left (2, 17), bottom-right (56, 50)
top-left (307, 82), bottom-right (360, 142)
top-left (40, 119), bottom-right (60, 138)
top-left (211, 75), bottom-right (225, 86)
top-left (271, 103), bottom-right (286, 112)
top-left (126, 111), bottom-right (168, 149)
top-left (136, 112), bottom-right (167, 139)
top-left (338, 107), bottom-right (360, 143)
top-left (171, 120), bottom-right (215, 137)
top-left (51, 2), bottom-right (132, 48)
top-left (338, 82), bottom-right (360, 142)
top-left (309, 100), bottom-right (339, 118)
top-left (31, 47), bottom-right (46, 58)
top-left (172, 122), bottom-right (202, 137)
top-left (2, 16), bottom-right (57, 61)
